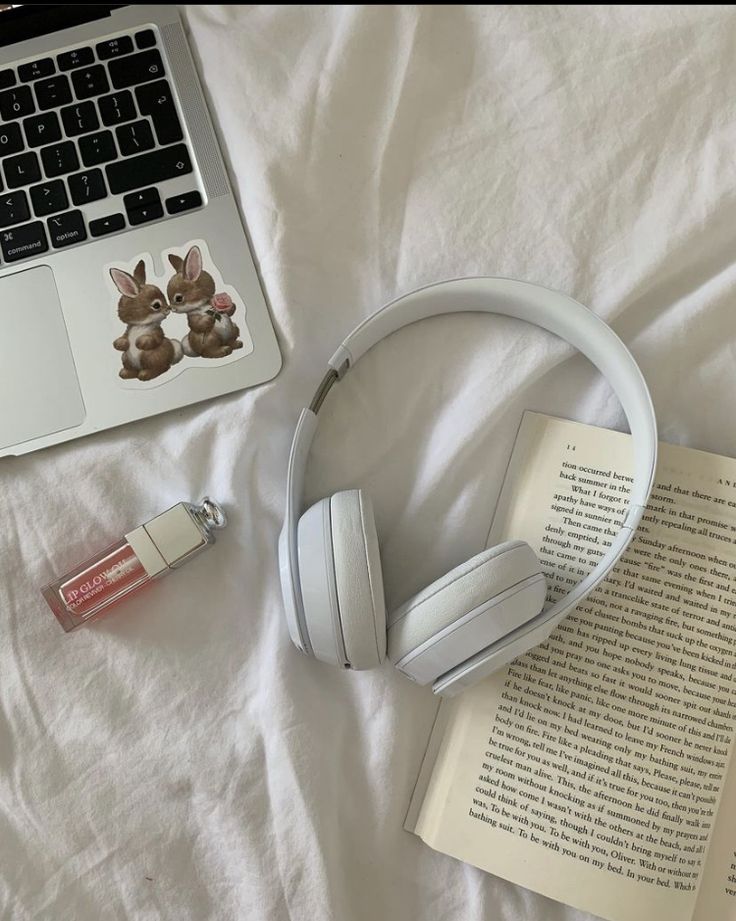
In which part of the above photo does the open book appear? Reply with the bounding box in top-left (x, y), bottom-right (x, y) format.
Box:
top-left (406, 412), bottom-right (736, 921)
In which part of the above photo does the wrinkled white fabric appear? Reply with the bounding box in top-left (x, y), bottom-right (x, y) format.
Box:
top-left (1, 5), bottom-right (733, 919)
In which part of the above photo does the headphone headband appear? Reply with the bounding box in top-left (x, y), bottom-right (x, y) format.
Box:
top-left (279, 277), bottom-right (657, 694)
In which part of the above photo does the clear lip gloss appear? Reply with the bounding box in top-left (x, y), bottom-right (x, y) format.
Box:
top-left (41, 498), bottom-right (227, 631)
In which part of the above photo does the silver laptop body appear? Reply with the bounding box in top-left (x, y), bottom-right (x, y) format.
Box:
top-left (0, 5), bottom-right (281, 457)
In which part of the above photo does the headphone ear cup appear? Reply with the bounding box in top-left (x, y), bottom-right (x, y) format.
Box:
top-left (297, 496), bottom-right (346, 667)
top-left (330, 490), bottom-right (387, 669)
top-left (386, 540), bottom-right (546, 684)
top-left (297, 490), bottom-right (386, 670)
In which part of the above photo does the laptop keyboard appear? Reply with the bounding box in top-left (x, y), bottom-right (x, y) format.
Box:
top-left (0, 28), bottom-right (202, 265)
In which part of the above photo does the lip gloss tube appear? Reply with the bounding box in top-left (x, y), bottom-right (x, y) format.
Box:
top-left (42, 497), bottom-right (227, 632)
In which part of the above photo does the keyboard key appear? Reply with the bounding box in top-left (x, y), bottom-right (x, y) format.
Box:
top-left (90, 212), bottom-right (125, 237)
top-left (0, 123), bottom-right (24, 158)
top-left (41, 141), bottom-right (79, 178)
top-left (116, 119), bottom-right (154, 156)
top-left (127, 200), bottom-right (163, 226)
top-left (135, 30), bottom-right (157, 50)
top-left (18, 58), bottom-right (55, 83)
top-left (107, 143), bottom-right (192, 194)
top-left (109, 49), bottom-right (164, 90)
top-left (30, 180), bottom-right (68, 216)
top-left (35, 75), bottom-right (72, 111)
top-left (68, 168), bottom-right (106, 205)
top-left (98, 90), bottom-right (136, 126)
top-left (0, 191), bottom-right (30, 228)
top-left (24, 112), bottom-right (62, 148)
top-left (0, 86), bottom-right (35, 121)
top-left (4, 152), bottom-right (41, 189)
top-left (48, 209), bottom-right (86, 248)
top-left (123, 188), bottom-right (159, 209)
top-left (97, 36), bottom-right (134, 60)
top-left (58, 47), bottom-right (94, 71)
top-left (123, 188), bottom-right (163, 225)
top-left (166, 190), bottom-right (202, 215)
top-left (135, 80), bottom-right (182, 145)
top-left (60, 101), bottom-right (99, 137)
top-left (0, 221), bottom-right (48, 262)
top-left (0, 70), bottom-right (15, 90)
top-left (79, 130), bottom-right (117, 167)
top-left (123, 188), bottom-right (161, 226)
top-left (71, 65), bottom-right (109, 100)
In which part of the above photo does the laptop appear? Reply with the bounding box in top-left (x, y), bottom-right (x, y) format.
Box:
top-left (0, 5), bottom-right (282, 458)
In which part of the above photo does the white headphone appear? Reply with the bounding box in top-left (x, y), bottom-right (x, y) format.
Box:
top-left (279, 277), bottom-right (657, 697)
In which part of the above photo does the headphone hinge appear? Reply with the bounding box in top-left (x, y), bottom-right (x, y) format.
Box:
top-left (309, 370), bottom-right (340, 413)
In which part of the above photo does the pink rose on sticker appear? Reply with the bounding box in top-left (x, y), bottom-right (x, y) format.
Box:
top-left (211, 292), bottom-right (234, 312)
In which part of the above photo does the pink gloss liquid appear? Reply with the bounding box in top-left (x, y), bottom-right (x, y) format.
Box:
top-left (42, 539), bottom-right (150, 631)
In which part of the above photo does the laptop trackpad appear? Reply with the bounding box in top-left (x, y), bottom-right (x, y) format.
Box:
top-left (0, 266), bottom-right (84, 451)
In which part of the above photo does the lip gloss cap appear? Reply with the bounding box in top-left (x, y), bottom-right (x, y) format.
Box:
top-left (126, 497), bottom-right (227, 578)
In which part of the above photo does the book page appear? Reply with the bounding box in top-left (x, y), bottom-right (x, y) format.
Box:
top-left (408, 413), bottom-right (736, 921)
top-left (692, 751), bottom-right (736, 920)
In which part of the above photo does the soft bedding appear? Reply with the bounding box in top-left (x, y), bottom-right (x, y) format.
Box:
top-left (1, 5), bottom-right (733, 919)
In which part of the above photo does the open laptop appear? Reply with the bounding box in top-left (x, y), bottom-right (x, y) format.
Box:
top-left (0, 5), bottom-right (281, 458)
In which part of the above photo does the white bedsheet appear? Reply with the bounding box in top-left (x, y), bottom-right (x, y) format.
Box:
top-left (2, 5), bottom-right (734, 919)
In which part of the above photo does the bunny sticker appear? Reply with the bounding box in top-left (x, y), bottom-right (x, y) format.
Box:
top-left (111, 260), bottom-right (183, 381)
top-left (106, 240), bottom-right (253, 388)
top-left (167, 245), bottom-right (244, 359)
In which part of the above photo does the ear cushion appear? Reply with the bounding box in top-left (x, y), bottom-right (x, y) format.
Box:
top-left (386, 540), bottom-right (544, 665)
top-left (329, 490), bottom-right (387, 669)
top-left (297, 496), bottom-right (346, 667)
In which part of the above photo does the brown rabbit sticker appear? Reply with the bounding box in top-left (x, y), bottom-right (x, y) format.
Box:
top-left (168, 245), bottom-right (244, 359)
top-left (106, 240), bottom-right (253, 389)
top-left (111, 259), bottom-right (183, 381)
